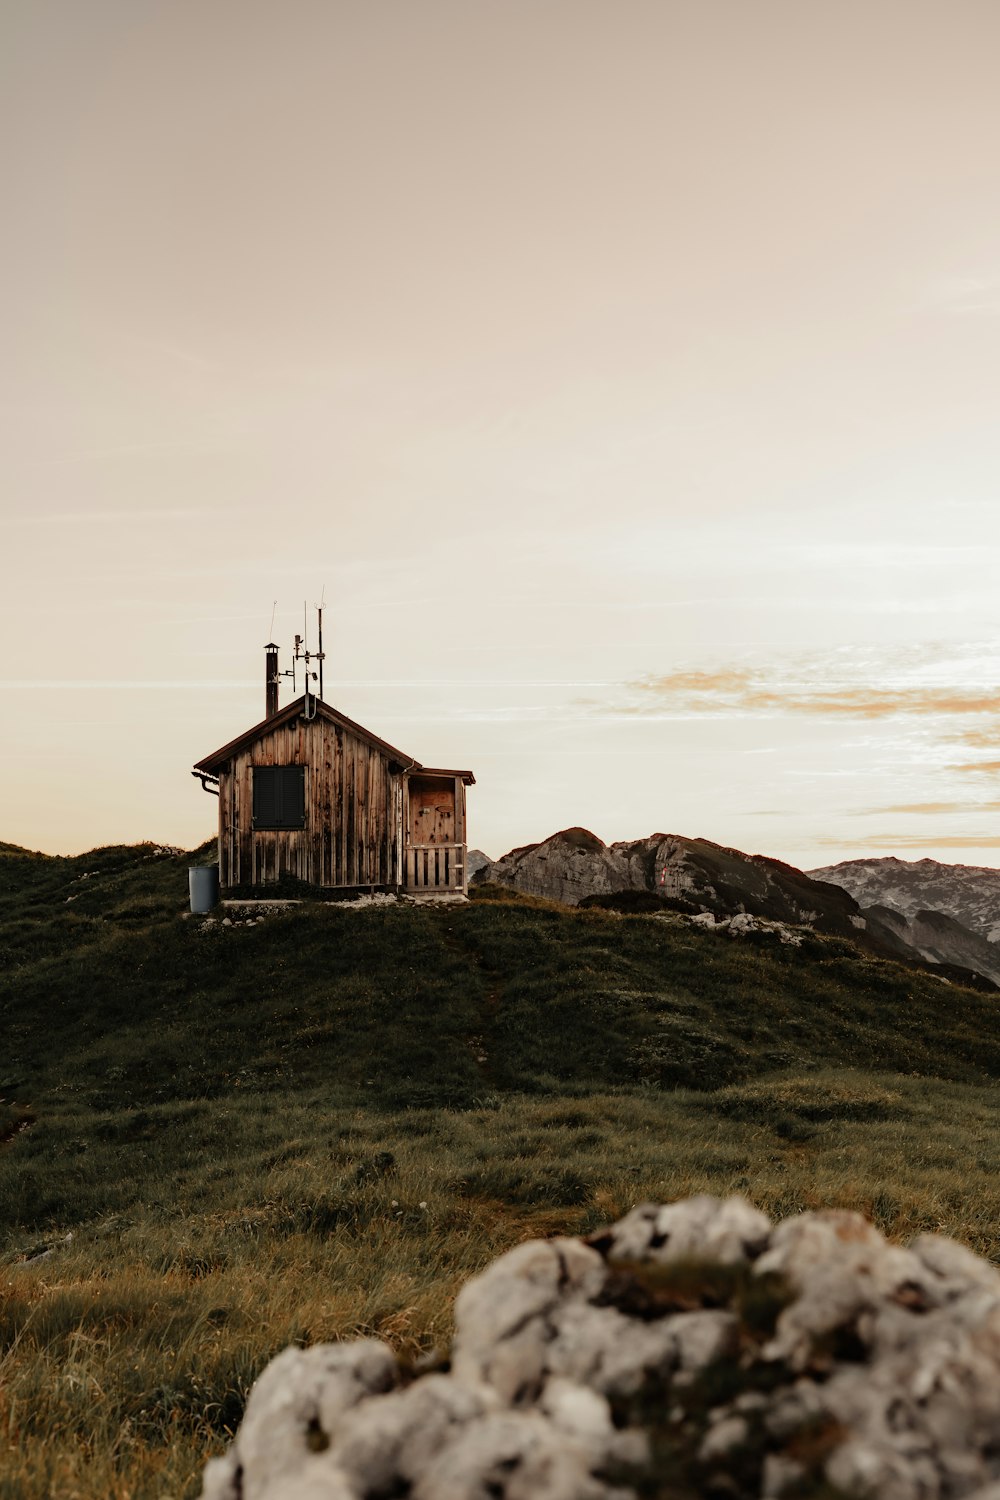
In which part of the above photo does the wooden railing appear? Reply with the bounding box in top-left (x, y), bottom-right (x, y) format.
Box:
top-left (404, 843), bottom-right (465, 893)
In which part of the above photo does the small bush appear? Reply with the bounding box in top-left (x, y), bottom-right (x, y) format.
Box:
top-left (579, 891), bottom-right (700, 916)
top-left (628, 1023), bottom-right (750, 1091)
top-left (709, 1073), bottom-right (908, 1125)
top-left (456, 1161), bottom-right (591, 1207)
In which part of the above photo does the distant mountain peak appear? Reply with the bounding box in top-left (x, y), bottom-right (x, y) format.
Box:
top-left (809, 856), bottom-right (1000, 946)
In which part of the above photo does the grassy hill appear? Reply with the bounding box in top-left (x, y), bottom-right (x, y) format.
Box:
top-left (4, 841), bottom-right (1000, 1498)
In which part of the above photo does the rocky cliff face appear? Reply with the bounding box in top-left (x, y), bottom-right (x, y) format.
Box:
top-left (200, 1194), bottom-right (1000, 1500)
top-left (474, 828), bottom-right (629, 907)
top-left (809, 856), bottom-right (1000, 945)
top-left (465, 850), bottom-right (493, 882)
top-left (475, 828), bottom-right (867, 929)
top-left (866, 904), bottom-right (1000, 988)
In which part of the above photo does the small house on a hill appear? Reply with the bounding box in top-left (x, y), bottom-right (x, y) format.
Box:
top-left (193, 645), bottom-right (474, 897)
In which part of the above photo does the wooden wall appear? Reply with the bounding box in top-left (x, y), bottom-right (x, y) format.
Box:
top-left (217, 716), bottom-right (403, 889)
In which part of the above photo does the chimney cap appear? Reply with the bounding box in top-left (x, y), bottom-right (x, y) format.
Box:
top-left (264, 642), bottom-right (279, 652)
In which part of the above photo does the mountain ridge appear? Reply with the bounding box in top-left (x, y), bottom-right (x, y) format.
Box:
top-left (475, 828), bottom-right (1000, 988)
top-left (808, 856), bottom-right (1000, 945)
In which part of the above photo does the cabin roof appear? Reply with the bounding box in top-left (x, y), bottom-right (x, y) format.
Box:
top-left (413, 767), bottom-right (477, 785)
top-left (193, 697), bottom-right (475, 783)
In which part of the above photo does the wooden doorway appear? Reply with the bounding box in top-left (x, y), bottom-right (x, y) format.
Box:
top-left (405, 774), bottom-right (464, 893)
top-left (407, 774), bottom-right (456, 845)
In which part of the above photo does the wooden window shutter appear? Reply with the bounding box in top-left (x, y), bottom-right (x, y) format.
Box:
top-left (283, 765), bottom-right (305, 827)
top-left (253, 766), bottom-right (305, 829)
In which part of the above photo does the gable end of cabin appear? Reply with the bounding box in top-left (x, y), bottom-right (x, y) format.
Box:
top-left (215, 710), bottom-right (405, 890)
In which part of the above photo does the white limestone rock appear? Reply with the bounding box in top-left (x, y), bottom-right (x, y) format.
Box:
top-left (451, 1237), bottom-right (607, 1401)
top-left (699, 1413), bottom-right (750, 1461)
top-left (199, 1195), bottom-right (1000, 1500)
top-left (651, 1194), bottom-right (772, 1265)
top-left (541, 1300), bottom-right (678, 1396)
top-left (671, 1308), bottom-right (740, 1373)
top-left (220, 1340), bottom-right (397, 1500)
top-left (594, 1201), bottom-right (661, 1260)
top-left (409, 1409), bottom-right (622, 1500)
top-left (597, 1193), bottom-right (770, 1266)
top-left (199, 1452), bottom-right (241, 1500)
top-left (330, 1375), bottom-right (500, 1495)
top-left (756, 1209), bottom-right (929, 1368)
top-left (909, 1233), bottom-right (1000, 1302)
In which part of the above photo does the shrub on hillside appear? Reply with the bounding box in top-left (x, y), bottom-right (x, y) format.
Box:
top-left (628, 1023), bottom-right (750, 1091)
top-left (578, 890), bottom-right (701, 915)
top-left (709, 1073), bottom-right (908, 1126)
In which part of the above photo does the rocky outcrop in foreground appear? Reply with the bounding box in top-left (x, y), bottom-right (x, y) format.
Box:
top-left (200, 1196), bottom-right (1000, 1500)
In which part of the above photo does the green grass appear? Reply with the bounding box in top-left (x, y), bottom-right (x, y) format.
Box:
top-left (3, 840), bottom-right (1000, 1497)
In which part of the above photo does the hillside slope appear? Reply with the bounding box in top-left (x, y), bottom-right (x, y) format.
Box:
top-left (5, 838), bottom-right (1000, 1169)
top-left (7, 841), bottom-right (1000, 1500)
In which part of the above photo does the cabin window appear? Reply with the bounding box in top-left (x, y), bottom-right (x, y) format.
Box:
top-left (253, 765), bottom-right (305, 829)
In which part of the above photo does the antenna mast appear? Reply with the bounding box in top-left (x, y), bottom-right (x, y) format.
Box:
top-left (266, 596), bottom-right (326, 719)
top-left (317, 604), bottom-right (324, 701)
top-left (290, 596), bottom-right (326, 718)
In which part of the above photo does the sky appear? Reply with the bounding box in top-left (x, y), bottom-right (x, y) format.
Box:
top-left (5, 0), bottom-right (1000, 868)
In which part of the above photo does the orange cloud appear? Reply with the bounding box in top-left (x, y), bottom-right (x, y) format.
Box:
top-left (949, 727), bottom-right (1000, 749)
top-left (854, 800), bottom-right (1000, 815)
top-left (630, 669), bottom-right (1000, 721)
top-left (862, 802), bottom-right (973, 815)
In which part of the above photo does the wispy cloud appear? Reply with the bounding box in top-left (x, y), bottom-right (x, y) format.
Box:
top-left (1, 508), bottom-right (235, 527)
top-left (622, 667), bottom-right (1000, 721)
top-left (853, 801), bottom-right (1000, 816)
top-left (923, 273), bottom-right (1000, 316)
top-left (33, 440), bottom-right (228, 469)
top-left (601, 650), bottom-right (1000, 800)
top-left (111, 331), bottom-right (228, 373)
top-left (814, 833), bottom-right (1000, 850)
top-left (948, 727), bottom-right (1000, 749)
top-left (0, 680), bottom-right (257, 690)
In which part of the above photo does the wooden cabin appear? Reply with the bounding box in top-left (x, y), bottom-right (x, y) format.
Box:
top-left (193, 657), bottom-right (474, 897)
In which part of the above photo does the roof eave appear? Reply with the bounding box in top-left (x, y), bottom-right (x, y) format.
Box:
top-left (193, 698), bottom-right (421, 775)
top-left (411, 767), bottom-right (477, 786)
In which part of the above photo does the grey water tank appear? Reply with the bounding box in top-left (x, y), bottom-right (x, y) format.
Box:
top-left (189, 865), bottom-right (220, 913)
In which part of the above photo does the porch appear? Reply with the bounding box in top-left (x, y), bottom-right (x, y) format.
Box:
top-left (402, 770), bottom-right (469, 898)
top-left (403, 842), bottom-right (467, 897)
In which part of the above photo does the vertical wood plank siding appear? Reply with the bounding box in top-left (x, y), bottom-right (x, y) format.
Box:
top-left (218, 718), bottom-right (402, 890)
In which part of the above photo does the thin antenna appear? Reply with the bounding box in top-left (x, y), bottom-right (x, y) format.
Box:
top-left (268, 593), bottom-right (326, 718)
top-left (317, 603), bottom-right (324, 701)
top-left (269, 599), bottom-right (277, 638)
top-left (301, 599), bottom-right (314, 717)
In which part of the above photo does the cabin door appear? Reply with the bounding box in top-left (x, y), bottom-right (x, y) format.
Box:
top-left (407, 774), bottom-right (455, 845)
top-left (405, 774), bottom-right (461, 891)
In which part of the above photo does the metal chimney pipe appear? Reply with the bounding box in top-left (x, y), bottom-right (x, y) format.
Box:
top-left (265, 643), bottom-right (280, 718)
